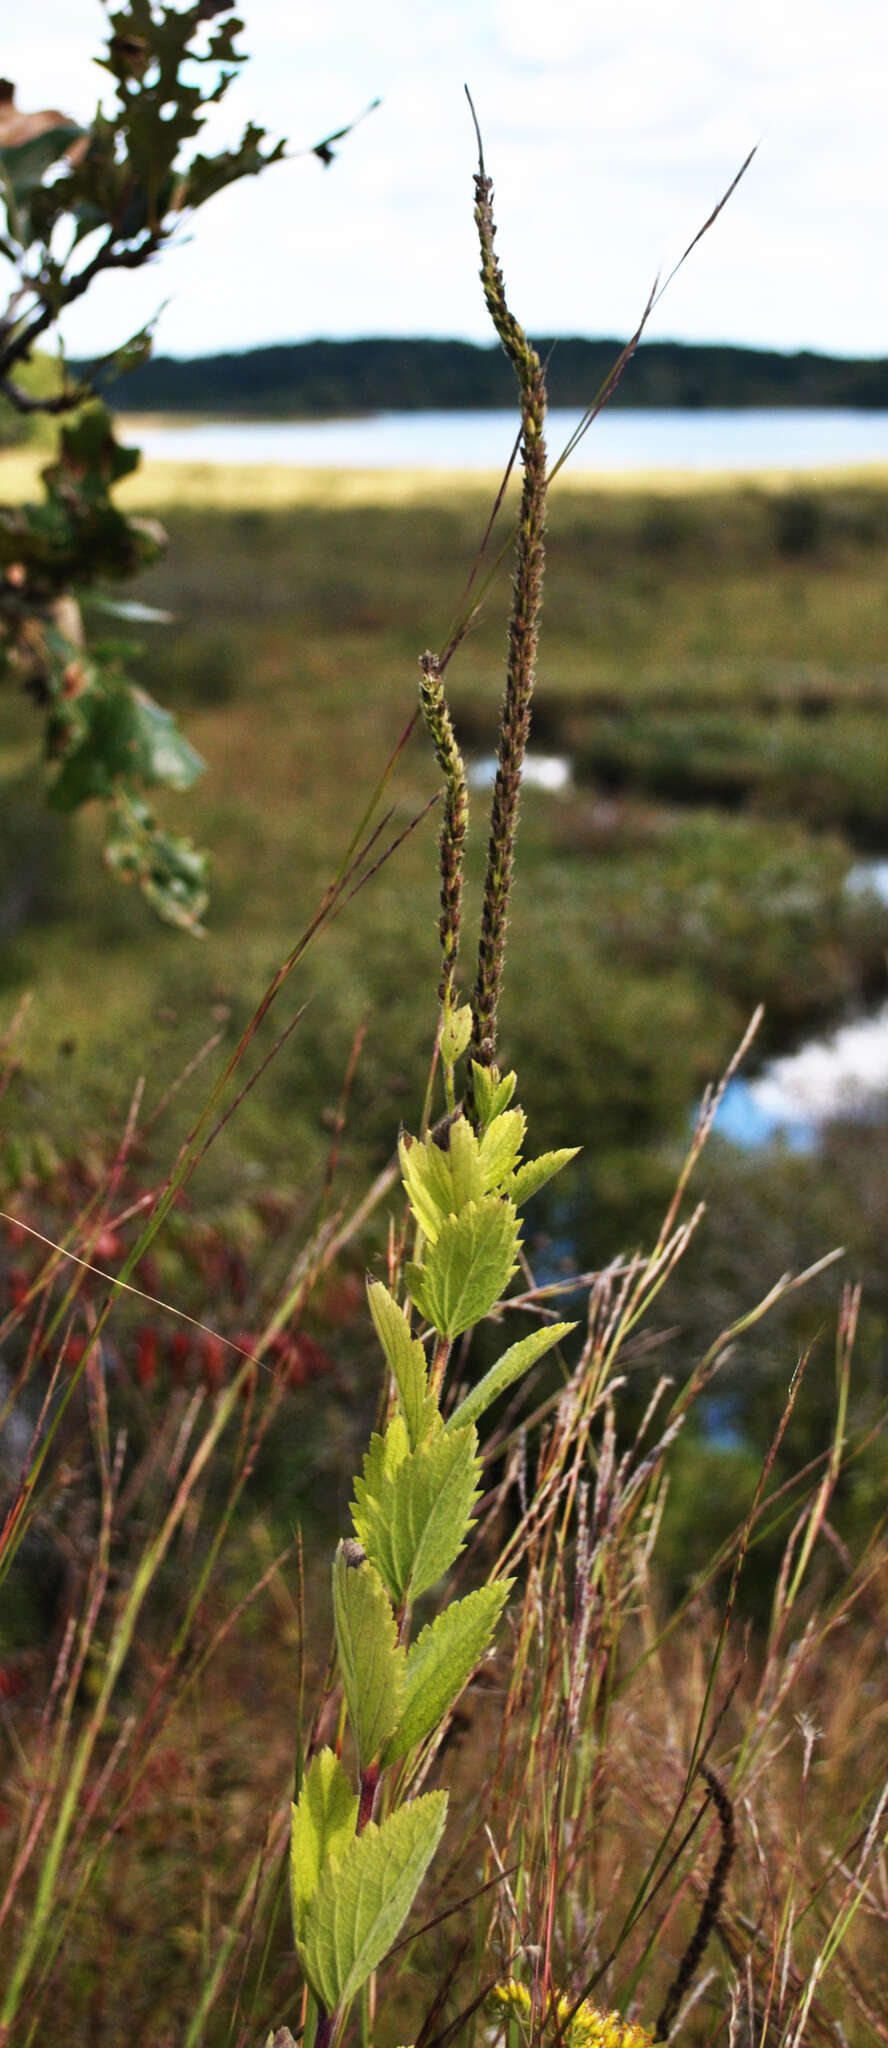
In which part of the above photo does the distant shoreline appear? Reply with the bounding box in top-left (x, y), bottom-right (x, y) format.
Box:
top-left (79, 336), bottom-right (888, 418)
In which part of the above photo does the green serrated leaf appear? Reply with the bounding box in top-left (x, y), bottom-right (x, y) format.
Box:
top-left (478, 1108), bottom-right (527, 1192)
top-left (333, 1545), bottom-right (406, 1770)
top-left (367, 1281), bottom-right (433, 1449)
top-left (445, 1322), bottom-right (577, 1435)
top-left (384, 1582), bottom-right (512, 1765)
top-left (406, 1197), bottom-right (520, 1340)
top-left (506, 1148), bottom-right (580, 1208)
top-left (471, 1061), bottom-right (517, 1131)
top-left (399, 1119), bottom-right (485, 1243)
top-left (290, 1748), bottom-right (358, 1942)
top-left (440, 1000), bottom-right (472, 1068)
top-left (398, 1131), bottom-right (446, 1242)
top-left (353, 1415), bottom-right (409, 1522)
top-left (445, 1116), bottom-right (488, 1210)
top-left (352, 1425), bottom-right (480, 1605)
top-left (298, 1791), bottom-right (447, 2013)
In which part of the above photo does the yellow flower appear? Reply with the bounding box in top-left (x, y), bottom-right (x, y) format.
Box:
top-left (487, 1980), bottom-right (655, 2048)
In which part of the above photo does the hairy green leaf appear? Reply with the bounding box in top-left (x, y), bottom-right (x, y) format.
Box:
top-left (290, 1748), bottom-right (358, 1942)
top-left (384, 1582), bottom-right (512, 1764)
top-left (406, 1197), bottom-right (520, 1339)
top-left (445, 1322), bottom-right (577, 1434)
top-left (298, 1791), bottom-right (448, 2013)
top-left (352, 1425), bottom-right (480, 1605)
top-left (367, 1281), bottom-right (434, 1449)
top-left (333, 1544), bottom-right (406, 1770)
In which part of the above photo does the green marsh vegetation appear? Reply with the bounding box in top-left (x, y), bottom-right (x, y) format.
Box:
top-left (1, 22), bottom-right (888, 2048)
top-left (2, 463), bottom-right (887, 1488)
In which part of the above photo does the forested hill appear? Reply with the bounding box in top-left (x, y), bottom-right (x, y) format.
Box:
top-left (93, 336), bottom-right (888, 416)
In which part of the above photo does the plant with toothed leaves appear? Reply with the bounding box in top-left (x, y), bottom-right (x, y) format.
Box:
top-left (287, 1079), bottom-right (578, 2048)
top-left (278, 109), bottom-right (580, 2048)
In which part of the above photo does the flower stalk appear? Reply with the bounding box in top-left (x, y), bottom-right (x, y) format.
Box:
top-left (468, 98), bottom-right (548, 1069)
top-left (419, 649), bottom-right (469, 1009)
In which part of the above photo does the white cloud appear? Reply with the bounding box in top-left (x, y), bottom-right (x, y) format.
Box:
top-left (2, 0), bottom-right (886, 357)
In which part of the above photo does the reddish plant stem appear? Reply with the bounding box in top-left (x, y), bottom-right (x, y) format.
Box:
top-left (358, 1762), bottom-right (380, 1834)
top-left (429, 1334), bottom-right (452, 1403)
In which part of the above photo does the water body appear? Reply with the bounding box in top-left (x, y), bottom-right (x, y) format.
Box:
top-left (714, 862), bottom-right (888, 1149)
top-left (129, 408), bottom-right (888, 474)
top-left (466, 772), bottom-right (888, 1152)
top-left (465, 776), bottom-right (888, 1151)
top-left (468, 752), bottom-right (572, 792)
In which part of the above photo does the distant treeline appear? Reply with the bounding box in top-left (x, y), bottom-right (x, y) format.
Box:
top-left (84, 337), bottom-right (888, 417)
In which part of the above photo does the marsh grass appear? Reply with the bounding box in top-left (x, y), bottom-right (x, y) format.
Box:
top-left (423, 1266), bottom-right (888, 2048)
top-left (0, 469), bottom-right (886, 1268)
top-left (1, 524), bottom-right (887, 2031)
top-left (3, 1025), bottom-right (887, 2046)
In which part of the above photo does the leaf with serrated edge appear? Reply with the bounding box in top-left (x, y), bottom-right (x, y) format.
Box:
top-left (407, 1197), bottom-right (520, 1339)
top-left (353, 1414), bottom-right (409, 1526)
top-left (471, 1061), bottom-right (517, 1131)
top-left (399, 1120), bottom-right (485, 1242)
top-left (333, 1546), bottom-right (406, 1770)
top-left (352, 1425), bottom-right (480, 1605)
top-left (446, 1322), bottom-right (577, 1434)
top-left (478, 1109), bottom-right (527, 1192)
top-left (445, 1117), bottom-right (487, 1211)
top-left (441, 1000), bottom-right (472, 1067)
top-left (298, 1791), bottom-right (447, 2012)
top-left (398, 1132), bottom-right (446, 1243)
top-left (384, 1582), bottom-right (512, 1764)
top-left (290, 1748), bottom-right (358, 1942)
top-left (367, 1281), bottom-right (431, 1450)
top-left (506, 1148), bottom-right (580, 1208)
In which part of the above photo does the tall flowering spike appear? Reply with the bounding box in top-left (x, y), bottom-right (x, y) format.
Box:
top-left (419, 650), bottom-right (468, 1004)
top-left (468, 115), bottom-right (548, 1069)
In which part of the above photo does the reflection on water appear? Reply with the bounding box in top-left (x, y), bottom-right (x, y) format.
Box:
top-left (845, 859), bottom-right (888, 907)
top-left (463, 771), bottom-right (888, 1153)
top-left (714, 1081), bottom-right (816, 1152)
top-left (711, 858), bottom-right (888, 1150)
top-left (716, 1005), bottom-right (888, 1150)
top-left (468, 752), bottom-right (572, 792)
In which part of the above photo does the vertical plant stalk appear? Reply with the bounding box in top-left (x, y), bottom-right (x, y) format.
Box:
top-left (468, 97), bottom-right (548, 1068)
top-left (654, 1766), bottom-right (736, 2043)
top-left (419, 650), bottom-right (469, 1006)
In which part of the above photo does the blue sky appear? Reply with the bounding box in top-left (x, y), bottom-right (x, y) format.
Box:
top-left (4, 0), bottom-right (887, 360)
